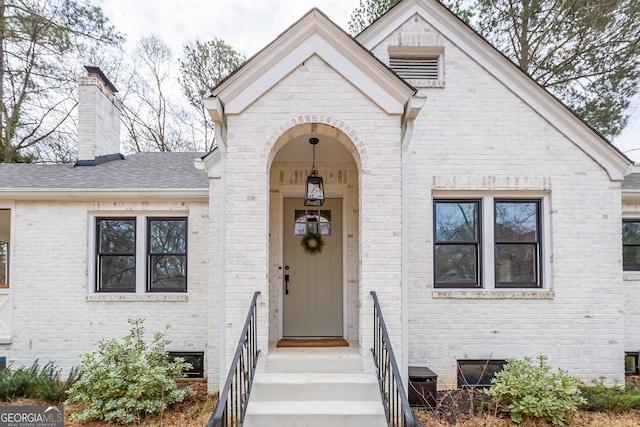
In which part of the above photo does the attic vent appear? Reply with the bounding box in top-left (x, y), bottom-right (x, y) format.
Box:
top-left (390, 56), bottom-right (439, 80)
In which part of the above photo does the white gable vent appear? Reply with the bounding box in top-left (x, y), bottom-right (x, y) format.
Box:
top-left (388, 46), bottom-right (445, 88)
top-left (390, 57), bottom-right (439, 80)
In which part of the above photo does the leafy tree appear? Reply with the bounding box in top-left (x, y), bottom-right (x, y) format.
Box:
top-left (0, 0), bottom-right (122, 163)
top-left (348, 0), bottom-right (640, 138)
top-left (179, 38), bottom-right (245, 151)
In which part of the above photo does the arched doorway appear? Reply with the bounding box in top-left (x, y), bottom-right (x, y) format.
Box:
top-left (267, 123), bottom-right (361, 344)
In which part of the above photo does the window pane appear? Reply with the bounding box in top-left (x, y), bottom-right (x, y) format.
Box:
top-left (0, 241), bottom-right (6, 284)
top-left (319, 223), bottom-right (331, 235)
top-left (435, 202), bottom-right (478, 242)
top-left (623, 246), bottom-right (640, 269)
top-left (150, 219), bottom-right (186, 253)
top-left (623, 222), bottom-right (640, 244)
top-left (495, 243), bottom-right (536, 283)
top-left (150, 255), bottom-right (187, 291)
top-left (99, 255), bottom-right (136, 291)
top-left (495, 202), bottom-right (538, 241)
top-left (457, 360), bottom-right (506, 388)
top-left (99, 219), bottom-right (135, 253)
top-left (435, 244), bottom-right (477, 284)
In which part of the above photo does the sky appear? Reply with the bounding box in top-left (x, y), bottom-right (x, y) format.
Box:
top-left (90, 0), bottom-right (639, 160)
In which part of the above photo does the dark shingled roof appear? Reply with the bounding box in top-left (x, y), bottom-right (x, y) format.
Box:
top-left (623, 174), bottom-right (640, 190)
top-left (0, 152), bottom-right (207, 189)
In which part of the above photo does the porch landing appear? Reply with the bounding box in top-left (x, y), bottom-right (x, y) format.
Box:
top-left (244, 347), bottom-right (386, 427)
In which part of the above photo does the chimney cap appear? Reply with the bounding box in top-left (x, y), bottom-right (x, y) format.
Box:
top-left (84, 66), bottom-right (118, 93)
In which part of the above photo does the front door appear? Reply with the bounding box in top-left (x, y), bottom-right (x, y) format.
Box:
top-left (283, 198), bottom-right (343, 337)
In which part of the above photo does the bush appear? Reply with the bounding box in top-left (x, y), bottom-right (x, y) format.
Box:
top-left (65, 318), bottom-right (194, 424)
top-left (0, 359), bottom-right (79, 403)
top-left (580, 378), bottom-right (640, 412)
top-left (488, 355), bottom-right (586, 425)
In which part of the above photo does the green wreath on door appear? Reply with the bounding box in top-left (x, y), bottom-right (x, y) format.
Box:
top-left (300, 232), bottom-right (325, 255)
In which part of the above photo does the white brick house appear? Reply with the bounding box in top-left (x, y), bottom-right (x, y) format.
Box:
top-left (0, 0), bottom-right (636, 397)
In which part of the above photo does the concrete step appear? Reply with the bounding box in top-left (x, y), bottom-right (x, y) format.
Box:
top-left (244, 347), bottom-right (388, 427)
top-left (261, 346), bottom-right (366, 374)
top-left (243, 400), bottom-right (387, 427)
top-left (250, 372), bottom-right (380, 401)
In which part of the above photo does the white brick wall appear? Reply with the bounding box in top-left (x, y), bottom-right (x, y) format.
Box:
top-left (222, 54), bottom-right (405, 366)
top-left (4, 200), bottom-right (210, 380)
top-left (372, 15), bottom-right (624, 388)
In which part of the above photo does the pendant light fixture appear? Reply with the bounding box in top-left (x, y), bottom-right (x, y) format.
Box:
top-left (304, 137), bottom-right (325, 206)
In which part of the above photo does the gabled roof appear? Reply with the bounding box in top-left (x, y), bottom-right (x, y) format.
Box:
top-left (208, 8), bottom-right (416, 116)
top-left (0, 152), bottom-right (208, 200)
top-left (357, 0), bottom-right (630, 180)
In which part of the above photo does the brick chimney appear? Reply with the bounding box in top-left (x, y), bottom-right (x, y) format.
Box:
top-left (76, 66), bottom-right (123, 166)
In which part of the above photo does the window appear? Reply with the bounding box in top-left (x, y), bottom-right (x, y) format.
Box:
top-left (97, 218), bottom-right (136, 292)
top-left (625, 352), bottom-right (639, 376)
top-left (434, 198), bottom-right (543, 289)
top-left (294, 209), bottom-right (332, 236)
top-left (623, 221), bottom-right (640, 271)
top-left (0, 241), bottom-right (7, 286)
top-left (0, 208), bottom-right (10, 286)
top-left (457, 360), bottom-right (506, 388)
top-left (96, 217), bottom-right (187, 293)
top-left (494, 200), bottom-right (541, 288)
top-left (148, 218), bottom-right (187, 292)
top-left (168, 351), bottom-right (204, 378)
top-left (434, 200), bottom-right (480, 288)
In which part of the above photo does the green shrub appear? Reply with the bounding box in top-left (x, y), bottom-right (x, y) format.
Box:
top-left (580, 378), bottom-right (640, 412)
top-left (488, 355), bottom-right (586, 425)
top-left (65, 318), bottom-right (194, 424)
top-left (0, 359), bottom-right (79, 403)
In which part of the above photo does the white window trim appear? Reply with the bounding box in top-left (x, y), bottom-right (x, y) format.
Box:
top-left (432, 192), bottom-right (552, 296)
top-left (622, 214), bottom-right (640, 278)
top-left (88, 212), bottom-right (189, 296)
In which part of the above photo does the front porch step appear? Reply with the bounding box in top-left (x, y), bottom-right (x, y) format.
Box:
top-left (244, 347), bottom-right (387, 427)
top-left (243, 401), bottom-right (387, 427)
top-left (261, 346), bottom-right (367, 373)
top-left (251, 372), bottom-right (380, 401)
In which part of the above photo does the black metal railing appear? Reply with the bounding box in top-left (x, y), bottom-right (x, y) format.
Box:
top-left (371, 291), bottom-right (417, 427)
top-left (207, 291), bottom-right (261, 427)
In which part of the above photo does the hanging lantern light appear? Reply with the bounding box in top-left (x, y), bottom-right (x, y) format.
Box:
top-left (304, 137), bottom-right (325, 206)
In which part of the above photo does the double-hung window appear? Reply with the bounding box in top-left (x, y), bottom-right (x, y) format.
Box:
top-left (434, 198), bottom-right (542, 289)
top-left (147, 218), bottom-right (188, 292)
top-left (434, 200), bottom-right (481, 287)
top-left (622, 220), bottom-right (640, 271)
top-left (97, 218), bottom-right (136, 292)
top-left (96, 217), bottom-right (188, 293)
top-left (494, 200), bottom-right (541, 287)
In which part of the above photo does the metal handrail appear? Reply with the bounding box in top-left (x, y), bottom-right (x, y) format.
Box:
top-left (370, 291), bottom-right (417, 427)
top-left (207, 291), bottom-right (261, 427)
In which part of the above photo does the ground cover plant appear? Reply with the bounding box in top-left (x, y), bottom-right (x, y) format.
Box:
top-left (0, 359), bottom-right (79, 403)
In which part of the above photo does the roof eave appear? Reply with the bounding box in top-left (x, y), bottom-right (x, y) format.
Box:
top-left (0, 189), bottom-right (209, 202)
top-left (209, 8), bottom-right (415, 116)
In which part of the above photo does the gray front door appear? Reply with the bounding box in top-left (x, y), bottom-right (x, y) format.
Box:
top-left (283, 198), bottom-right (343, 337)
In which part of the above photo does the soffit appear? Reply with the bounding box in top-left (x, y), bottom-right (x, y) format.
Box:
top-left (210, 8), bottom-right (415, 116)
top-left (356, 0), bottom-right (630, 180)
